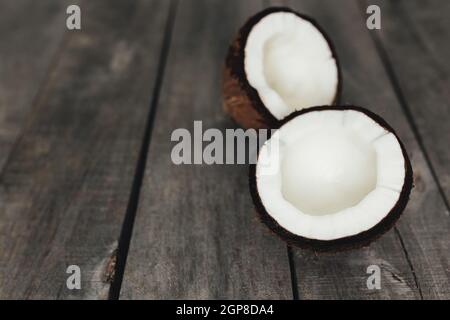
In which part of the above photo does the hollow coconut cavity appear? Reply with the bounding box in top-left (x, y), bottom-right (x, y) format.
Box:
top-left (250, 106), bottom-right (413, 251)
top-left (223, 7), bottom-right (341, 129)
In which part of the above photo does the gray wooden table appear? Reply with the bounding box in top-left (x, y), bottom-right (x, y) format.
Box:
top-left (0, 0), bottom-right (449, 300)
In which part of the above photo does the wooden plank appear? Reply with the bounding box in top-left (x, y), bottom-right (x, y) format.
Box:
top-left (120, 0), bottom-right (293, 299)
top-left (0, 0), bottom-right (69, 170)
top-left (362, 0), bottom-right (450, 299)
top-left (0, 0), bottom-right (171, 299)
top-left (271, 0), bottom-right (450, 299)
top-left (368, 0), bottom-right (450, 204)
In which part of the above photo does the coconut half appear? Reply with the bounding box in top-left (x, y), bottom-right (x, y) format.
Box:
top-left (223, 7), bottom-right (341, 129)
top-left (250, 106), bottom-right (413, 251)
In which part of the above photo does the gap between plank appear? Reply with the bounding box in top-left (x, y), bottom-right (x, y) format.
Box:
top-left (108, 0), bottom-right (179, 300)
top-left (357, 0), bottom-right (439, 299)
top-left (287, 246), bottom-right (300, 300)
top-left (394, 227), bottom-right (424, 299)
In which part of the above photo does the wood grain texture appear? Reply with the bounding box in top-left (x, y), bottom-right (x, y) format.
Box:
top-left (271, 0), bottom-right (450, 299)
top-left (0, 0), bottom-right (69, 170)
top-left (0, 0), bottom-right (171, 299)
top-left (368, 0), bottom-right (450, 206)
top-left (363, 0), bottom-right (450, 299)
top-left (120, 0), bottom-right (293, 299)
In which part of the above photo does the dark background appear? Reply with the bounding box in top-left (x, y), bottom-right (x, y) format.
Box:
top-left (0, 0), bottom-right (449, 299)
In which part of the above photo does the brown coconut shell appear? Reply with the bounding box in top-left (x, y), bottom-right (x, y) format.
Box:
top-left (249, 106), bottom-right (413, 252)
top-left (222, 7), bottom-right (342, 129)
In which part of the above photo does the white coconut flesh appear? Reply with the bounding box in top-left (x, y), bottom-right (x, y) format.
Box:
top-left (256, 110), bottom-right (406, 241)
top-left (244, 12), bottom-right (339, 120)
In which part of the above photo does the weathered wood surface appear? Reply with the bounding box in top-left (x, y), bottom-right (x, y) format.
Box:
top-left (120, 0), bottom-right (293, 299)
top-left (0, 0), bottom-right (69, 170)
top-left (364, 0), bottom-right (450, 299)
top-left (0, 0), bottom-right (171, 299)
top-left (370, 0), bottom-right (450, 205)
top-left (0, 0), bottom-right (448, 300)
top-left (269, 0), bottom-right (450, 299)
top-left (269, 0), bottom-right (416, 300)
